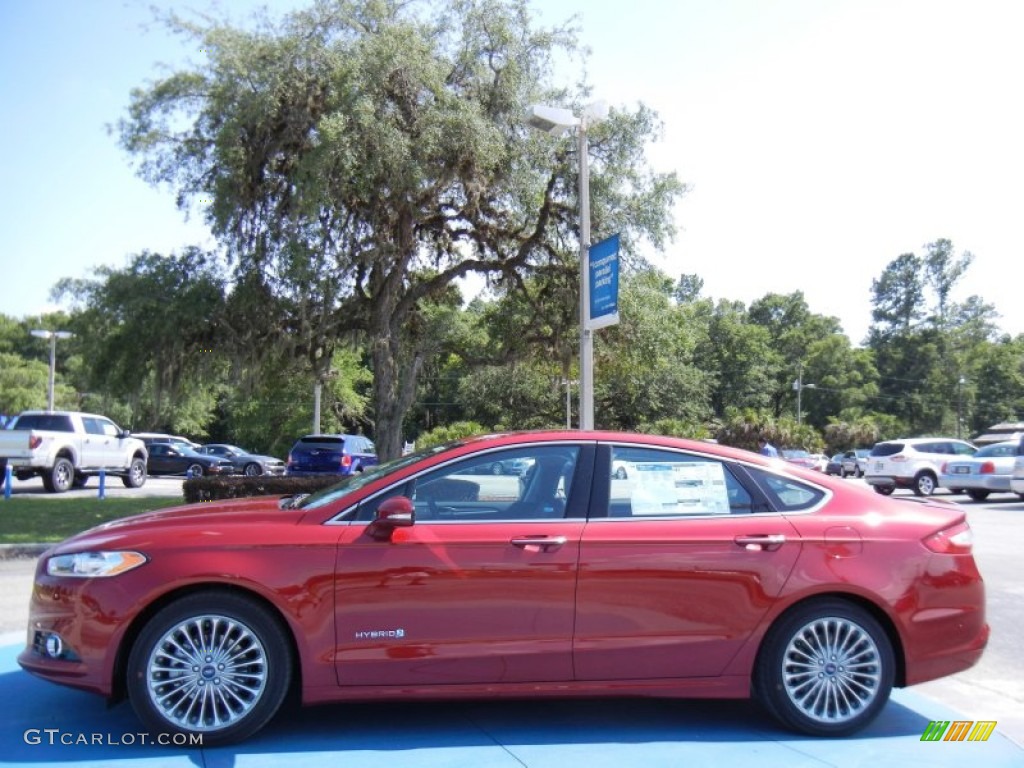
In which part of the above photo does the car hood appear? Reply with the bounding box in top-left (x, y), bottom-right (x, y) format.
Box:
top-left (48, 496), bottom-right (306, 555)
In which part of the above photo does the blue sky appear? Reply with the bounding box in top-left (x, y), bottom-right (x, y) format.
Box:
top-left (2, 0), bottom-right (1022, 345)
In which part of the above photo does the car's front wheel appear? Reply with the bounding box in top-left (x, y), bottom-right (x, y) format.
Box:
top-left (912, 471), bottom-right (937, 496)
top-left (186, 463), bottom-right (204, 478)
top-left (755, 600), bottom-right (894, 737)
top-left (243, 463), bottom-right (262, 477)
top-left (126, 592), bottom-right (293, 745)
top-left (122, 457), bottom-right (147, 488)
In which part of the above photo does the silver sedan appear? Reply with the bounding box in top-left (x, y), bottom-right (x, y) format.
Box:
top-left (939, 439), bottom-right (1019, 500)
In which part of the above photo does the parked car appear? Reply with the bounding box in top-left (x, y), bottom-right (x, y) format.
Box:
top-left (780, 449), bottom-right (818, 470)
top-left (1009, 435), bottom-right (1024, 499)
top-left (938, 440), bottom-right (1020, 501)
top-left (0, 410), bottom-right (147, 492)
top-left (824, 453), bottom-right (845, 476)
top-left (19, 431), bottom-right (988, 744)
top-left (841, 449), bottom-right (871, 478)
top-left (864, 438), bottom-right (976, 496)
top-left (196, 444), bottom-right (286, 476)
top-left (146, 442), bottom-right (236, 477)
top-left (286, 433), bottom-right (378, 476)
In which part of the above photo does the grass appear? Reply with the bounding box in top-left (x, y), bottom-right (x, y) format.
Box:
top-left (0, 498), bottom-right (185, 544)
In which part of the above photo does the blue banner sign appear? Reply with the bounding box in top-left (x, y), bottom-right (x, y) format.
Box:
top-left (588, 234), bottom-right (620, 329)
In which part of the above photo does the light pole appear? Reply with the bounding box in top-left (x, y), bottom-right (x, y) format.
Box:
top-left (527, 101), bottom-right (608, 431)
top-left (957, 376), bottom-right (965, 439)
top-left (793, 366), bottom-right (816, 426)
top-left (30, 329), bottom-right (74, 412)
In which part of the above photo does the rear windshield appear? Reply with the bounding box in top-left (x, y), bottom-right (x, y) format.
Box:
top-left (11, 414), bottom-right (74, 432)
top-left (870, 442), bottom-right (904, 457)
top-left (298, 436), bottom-right (345, 446)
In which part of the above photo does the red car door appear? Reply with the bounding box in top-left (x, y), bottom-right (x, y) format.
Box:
top-left (574, 446), bottom-right (804, 680)
top-left (333, 444), bottom-right (590, 687)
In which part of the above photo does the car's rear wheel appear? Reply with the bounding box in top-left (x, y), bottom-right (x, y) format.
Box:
top-left (43, 457), bottom-right (74, 493)
top-left (966, 489), bottom-right (990, 501)
top-left (126, 592), bottom-right (292, 745)
top-left (872, 485), bottom-right (894, 496)
top-left (912, 471), bottom-right (937, 496)
top-left (755, 600), bottom-right (894, 737)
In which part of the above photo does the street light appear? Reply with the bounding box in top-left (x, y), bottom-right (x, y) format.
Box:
top-left (527, 101), bottom-right (608, 430)
top-left (957, 376), bottom-right (966, 439)
top-left (30, 329), bottom-right (74, 412)
top-left (793, 367), bottom-right (816, 426)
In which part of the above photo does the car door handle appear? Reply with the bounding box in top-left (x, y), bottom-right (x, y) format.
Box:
top-left (734, 534), bottom-right (787, 552)
top-left (511, 536), bottom-right (568, 551)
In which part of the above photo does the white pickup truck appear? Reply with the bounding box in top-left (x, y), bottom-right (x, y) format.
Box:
top-left (0, 411), bottom-right (148, 493)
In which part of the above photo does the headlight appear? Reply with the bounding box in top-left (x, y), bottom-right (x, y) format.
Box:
top-left (46, 551), bottom-right (148, 578)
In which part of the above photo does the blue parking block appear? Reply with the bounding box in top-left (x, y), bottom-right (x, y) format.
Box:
top-left (1, 641), bottom-right (1020, 767)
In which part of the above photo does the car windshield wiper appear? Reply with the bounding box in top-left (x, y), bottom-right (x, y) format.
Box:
top-left (279, 493), bottom-right (309, 510)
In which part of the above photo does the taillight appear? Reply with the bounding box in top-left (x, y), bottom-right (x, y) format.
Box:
top-left (341, 454), bottom-right (352, 469)
top-left (923, 521), bottom-right (974, 554)
top-left (979, 461), bottom-right (995, 475)
top-left (29, 434), bottom-right (42, 450)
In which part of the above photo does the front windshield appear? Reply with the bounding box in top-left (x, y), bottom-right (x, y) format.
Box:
top-left (296, 440), bottom-right (464, 510)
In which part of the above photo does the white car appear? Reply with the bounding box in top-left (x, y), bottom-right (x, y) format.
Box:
top-left (1010, 437), bottom-right (1024, 498)
top-left (939, 440), bottom-right (1019, 501)
top-left (865, 437), bottom-right (977, 497)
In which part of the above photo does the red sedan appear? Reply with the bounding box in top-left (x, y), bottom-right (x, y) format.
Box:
top-left (19, 431), bottom-right (988, 744)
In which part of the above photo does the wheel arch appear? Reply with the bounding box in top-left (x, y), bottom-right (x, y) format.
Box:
top-left (751, 591), bottom-right (908, 693)
top-left (111, 582), bottom-right (303, 704)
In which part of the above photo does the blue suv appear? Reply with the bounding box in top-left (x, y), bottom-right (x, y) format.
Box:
top-left (286, 434), bottom-right (378, 476)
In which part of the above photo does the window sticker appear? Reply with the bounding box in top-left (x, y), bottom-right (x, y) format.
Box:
top-left (629, 461), bottom-right (730, 516)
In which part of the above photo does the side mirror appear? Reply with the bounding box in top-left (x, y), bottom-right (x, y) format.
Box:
top-left (367, 496), bottom-right (415, 540)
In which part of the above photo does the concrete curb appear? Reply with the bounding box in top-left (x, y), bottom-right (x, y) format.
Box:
top-left (0, 544), bottom-right (48, 560)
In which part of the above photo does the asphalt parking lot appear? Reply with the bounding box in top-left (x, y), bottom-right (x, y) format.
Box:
top-left (1, 480), bottom-right (1022, 765)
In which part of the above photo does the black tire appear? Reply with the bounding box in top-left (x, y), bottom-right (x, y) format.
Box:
top-left (243, 463), bottom-right (262, 477)
top-left (872, 485), bottom-right (895, 496)
top-left (855, 467), bottom-right (864, 478)
top-left (755, 599), bottom-right (895, 737)
top-left (912, 471), bottom-right (937, 497)
top-left (0, 460), bottom-right (7, 490)
top-left (126, 591), bottom-right (292, 745)
top-left (122, 457), bottom-right (147, 488)
top-left (186, 463), bottom-right (204, 478)
top-left (966, 489), bottom-right (990, 501)
top-left (43, 457), bottom-right (75, 493)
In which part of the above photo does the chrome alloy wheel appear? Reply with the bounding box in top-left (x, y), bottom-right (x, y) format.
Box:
top-left (145, 614), bottom-right (268, 732)
top-left (781, 616), bottom-right (883, 725)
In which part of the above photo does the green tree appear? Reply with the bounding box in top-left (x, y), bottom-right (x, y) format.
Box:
top-left (117, 0), bottom-right (683, 459)
top-left (53, 249), bottom-right (227, 434)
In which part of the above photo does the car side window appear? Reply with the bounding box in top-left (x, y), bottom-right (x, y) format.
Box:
top-left (953, 442), bottom-right (976, 456)
top-left (608, 447), bottom-right (753, 517)
top-left (405, 446), bottom-right (579, 522)
top-left (745, 467), bottom-right (825, 511)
